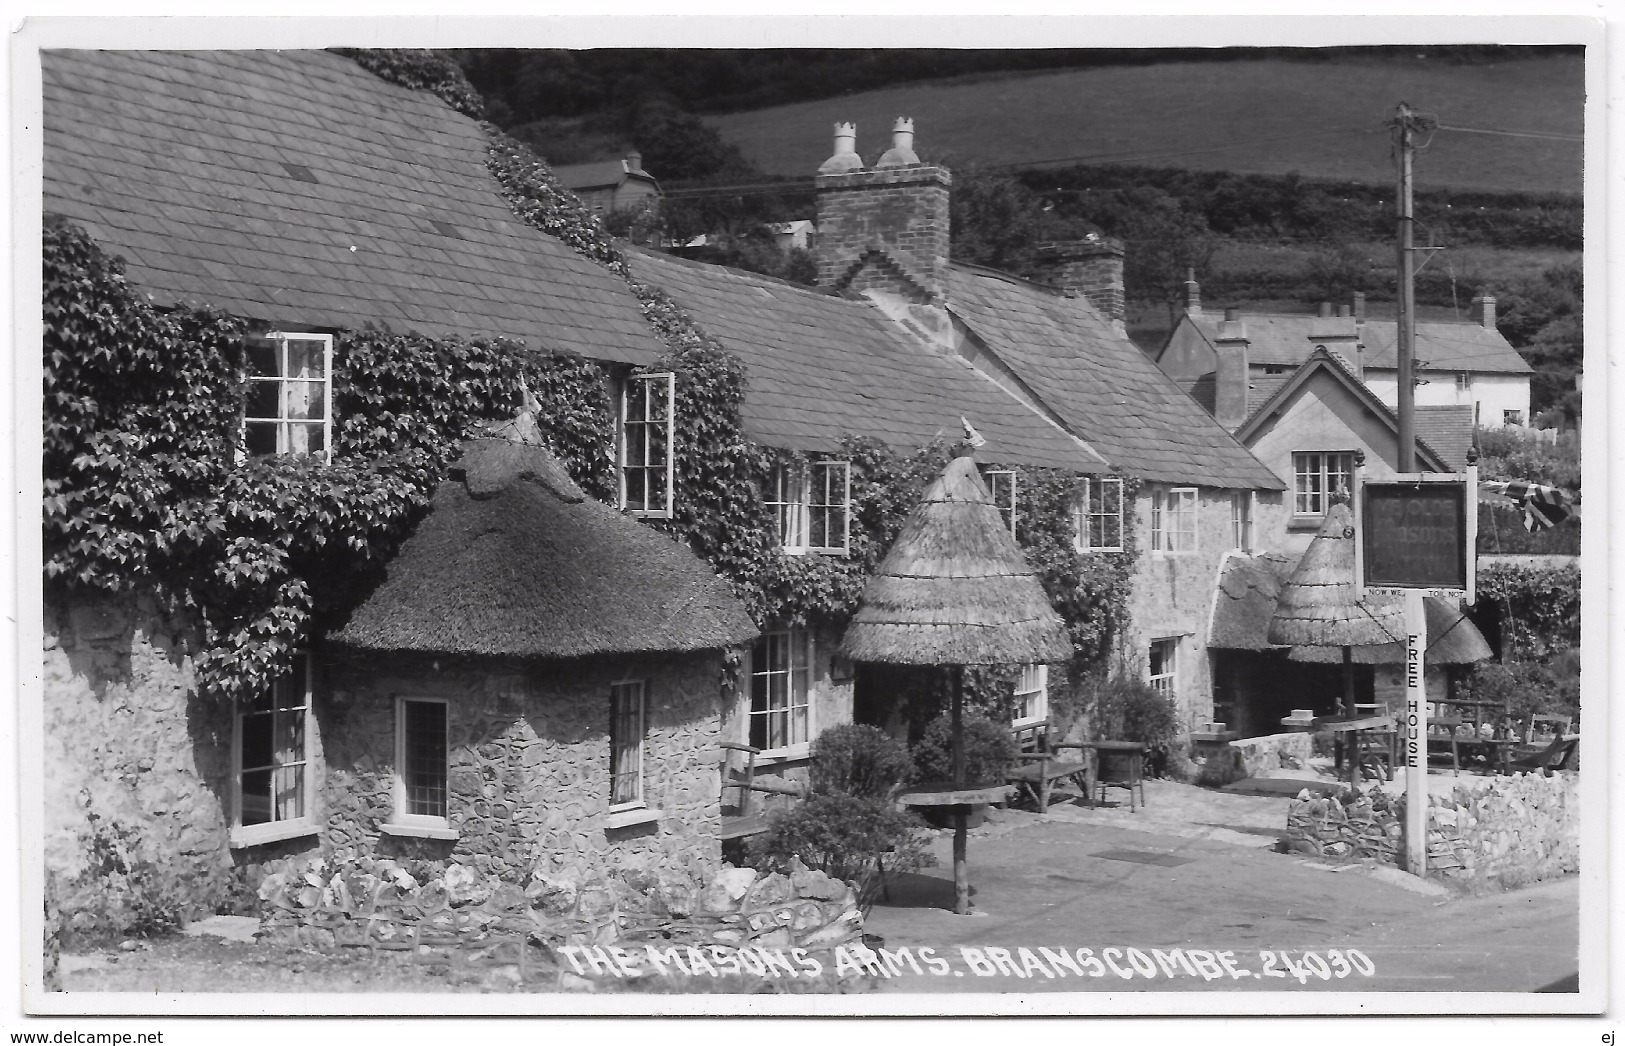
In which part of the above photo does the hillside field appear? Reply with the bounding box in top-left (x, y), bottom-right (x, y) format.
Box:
top-left (706, 54), bottom-right (1584, 195)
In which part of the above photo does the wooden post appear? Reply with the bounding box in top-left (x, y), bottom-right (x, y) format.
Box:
top-left (1341, 645), bottom-right (1354, 716)
top-left (951, 665), bottom-right (970, 915)
top-left (1404, 589), bottom-right (1429, 876)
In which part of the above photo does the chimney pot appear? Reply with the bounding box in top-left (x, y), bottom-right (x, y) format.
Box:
top-left (1318, 302), bottom-right (1333, 318)
top-left (1184, 269), bottom-right (1201, 316)
top-left (1337, 304), bottom-right (1350, 318)
top-left (876, 116), bottom-right (920, 168)
top-left (625, 150), bottom-right (643, 172)
top-left (1353, 291), bottom-right (1367, 321)
top-left (818, 121), bottom-right (864, 175)
top-left (1224, 306), bottom-right (1239, 322)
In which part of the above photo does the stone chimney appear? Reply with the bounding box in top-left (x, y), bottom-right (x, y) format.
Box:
top-left (1472, 293), bottom-right (1497, 329)
top-left (815, 118), bottom-right (952, 304)
top-left (1184, 268), bottom-right (1202, 316)
top-left (1310, 300), bottom-right (1360, 373)
top-left (1030, 237), bottom-right (1127, 333)
top-left (625, 150), bottom-right (644, 173)
top-left (1213, 307), bottom-right (1250, 430)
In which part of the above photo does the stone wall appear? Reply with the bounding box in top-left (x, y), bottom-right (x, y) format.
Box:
top-left (320, 650), bottom-right (727, 886)
top-left (1196, 730), bottom-right (1314, 787)
top-left (1285, 772), bottom-right (1579, 886)
top-left (43, 596), bottom-right (239, 921)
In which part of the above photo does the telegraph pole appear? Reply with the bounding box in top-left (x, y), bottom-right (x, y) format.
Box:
top-left (1394, 102), bottom-right (1418, 474)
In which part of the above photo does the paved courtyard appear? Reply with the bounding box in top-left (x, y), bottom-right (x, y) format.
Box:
top-left (862, 780), bottom-right (1579, 994)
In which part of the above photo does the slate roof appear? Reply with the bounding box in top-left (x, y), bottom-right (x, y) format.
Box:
top-left (626, 248), bottom-right (1108, 472)
top-left (551, 157), bottom-right (656, 192)
top-left (42, 49), bottom-right (663, 365)
top-left (1187, 312), bottom-right (1530, 374)
top-left (333, 437), bottom-right (758, 659)
top-left (1413, 405), bottom-right (1477, 471)
top-left (945, 266), bottom-right (1284, 490)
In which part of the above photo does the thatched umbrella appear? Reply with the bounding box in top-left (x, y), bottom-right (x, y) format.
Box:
top-left (841, 450), bottom-right (1072, 914)
top-left (1288, 596), bottom-right (1492, 666)
top-left (1267, 502), bottom-right (1406, 716)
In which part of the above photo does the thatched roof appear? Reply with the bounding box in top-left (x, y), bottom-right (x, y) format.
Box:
top-left (331, 437), bottom-right (758, 659)
top-left (840, 454), bottom-right (1072, 666)
top-left (1266, 503), bottom-right (1406, 648)
top-left (1209, 551), bottom-right (1298, 651)
top-left (1287, 597), bottom-right (1493, 665)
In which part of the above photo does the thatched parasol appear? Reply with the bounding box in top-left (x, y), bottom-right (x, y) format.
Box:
top-left (840, 451), bottom-right (1071, 914)
top-left (1288, 596), bottom-right (1493, 665)
top-left (1268, 502), bottom-right (1406, 716)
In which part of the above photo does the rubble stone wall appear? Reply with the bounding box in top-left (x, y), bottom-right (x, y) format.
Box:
top-left (1197, 730), bottom-right (1314, 786)
top-left (1285, 772), bottom-right (1578, 886)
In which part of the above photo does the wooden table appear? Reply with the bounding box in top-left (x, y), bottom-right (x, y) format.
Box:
top-left (1315, 714), bottom-right (1397, 787)
top-left (1074, 741), bottom-right (1148, 811)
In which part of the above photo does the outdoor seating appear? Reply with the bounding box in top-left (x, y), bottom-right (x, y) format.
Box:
top-left (1523, 714), bottom-right (1573, 746)
top-left (1086, 741), bottom-right (1147, 812)
top-left (718, 740), bottom-right (806, 841)
top-left (1005, 719), bottom-right (1090, 810)
top-left (1427, 716), bottom-right (1468, 776)
top-left (1509, 732), bottom-right (1579, 777)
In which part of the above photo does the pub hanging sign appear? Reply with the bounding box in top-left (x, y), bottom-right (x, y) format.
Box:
top-left (1361, 479), bottom-right (1473, 593)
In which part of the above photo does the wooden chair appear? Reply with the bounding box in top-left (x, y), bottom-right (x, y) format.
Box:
top-left (1006, 720), bottom-right (1091, 811)
top-left (1510, 733), bottom-right (1579, 777)
top-left (1427, 716), bottom-right (1466, 776)
top-left (718, 740), bottom-right (806, 841)
top-left (1523, 714), bottom-right (1573, 746)
top-left (1352, 703), bottom-right (1397, 781)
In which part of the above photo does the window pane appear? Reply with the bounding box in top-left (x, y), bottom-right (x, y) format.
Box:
top-left (624, 383), bottom-right (647, 423)
top-left (645, 379), bottom-right (668, 422)
top-left (809, 506), bottom-right (828, 549)
top-left (245, 382), bottom-right (281, 420)
top-left (245, 340), bottom-right (280, 377)
top-left (625, 425), bottom-right (648, 467)
top-left (286, 381), bottom-right (325, 422)
top-left (274, 706), bottom-right (303, 765)
top-left (285, 339), bottom-right (325, 379)
top-left (624, 467), bottom-right (646, 510)
top-left (241, 769), bottom-right (272, 826)
top-left (241, 710), bottom-right (273, 770)
top-left (273, 764), bottom-right (305, 820)
top-left (645, 430), bottom-right (667, 468)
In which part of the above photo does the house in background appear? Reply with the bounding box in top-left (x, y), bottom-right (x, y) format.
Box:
top-left (1156, 278), bottom-right (1532, 427)
top-left (551, 150), bottom-right (661, 215)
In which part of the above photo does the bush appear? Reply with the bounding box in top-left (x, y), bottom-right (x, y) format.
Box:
top-left (1078, 675), bottom-right (1184, 778)
top-left (808, 723), bottom-right (913, 799)
top-left (57, 812), bottom-right (187, 945)
top-left (746, 795), bottom-right (929, 911)
top-left (909, 713), bottom-right (1019, 787)
top-left (1464, 654), bottom-right (1580, 728)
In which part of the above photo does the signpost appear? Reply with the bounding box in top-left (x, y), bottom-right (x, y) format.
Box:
top-left (1359, 465), bottom-right (1477, 877)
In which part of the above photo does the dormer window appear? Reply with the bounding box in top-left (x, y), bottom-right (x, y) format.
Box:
top-left (766, 458), bottom-right (851, 555)
top-left (619, 373), bottom-right (675, 518)
top-left (243, 333), bottom-right (333, 460)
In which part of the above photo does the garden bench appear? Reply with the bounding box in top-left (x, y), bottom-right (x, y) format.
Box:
top-left (1509, 732), bottom-right (1579, 776)
top-left (718, 740), bottom-right (806, 841)
top-left (1005, 719), bottom-right (1091, 810)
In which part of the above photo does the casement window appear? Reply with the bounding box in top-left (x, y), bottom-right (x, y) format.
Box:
top-left (749, 628), bottom-right (812, 752)
top-left (231, 652), bottom-right (315, 847)
top-left (1293, 452), bottom-right (1354, 517)
top-left (609, 680), bottom-right (647, 810)
top-left (1148, 638), bottom-right (1179, 698)
top-left (394, 697), bottom-right (449, 828)
top-left (243, 333), bottom-right (333, 460)
top-left (1150, 487), bottom-right (1198, 553)
top-left (981, 468), bottom-right (1017, 536)
top-left (619, 372), bottom-right (675, 518)
top-left (766, 459), bottom-right (851, 555)
top-left (1075, 476), bottom-right (1125, 552)
top-left (1012, 664), bottom-right (1048, 726)
top-left (1231, 491), bottom-right (1256, 552)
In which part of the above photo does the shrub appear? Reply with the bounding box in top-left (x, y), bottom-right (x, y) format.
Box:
top-left (1464, 655), bottom-right (1580, 728)
top-left (746, 794), bottom-right (929, 911)
top-left (57, 813), bottom-right (187, 945)
top-left (1078, 675), bottom-right (1184, 778)
top-left (808, 723), bottom-right (913, 799)
top-left (909, 713), bottom-right (1019, 787)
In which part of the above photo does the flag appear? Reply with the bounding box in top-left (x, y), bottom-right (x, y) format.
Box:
top-left (1479, 480), bottom-right (1575, 531)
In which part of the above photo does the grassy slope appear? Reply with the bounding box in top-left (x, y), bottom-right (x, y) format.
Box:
top-left (705, 55), bottom-right (1583, 194)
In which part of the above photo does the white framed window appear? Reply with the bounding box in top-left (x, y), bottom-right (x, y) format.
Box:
top-left (1455, 372), bottom-right (1473, 393)
top-left (1503, 409), bottom-right (1524, 426)
top-left (609, 680), bottom-right (647, 810)
top-left (766, 459), bottom-right (851, 555)
top-left (1075, 476), bottom-right (1125, 552)
top-left (243, 332), bottom-right (333, 460)
top-left (1231, 491), bottom-right (1255, 552)
top-left (619, 372), bottom-right (675, 518)
top-left (981, 468), bottom-right (1017, 536)
top-left (1293, 452), bottom-right (1354, 517)
top-left (393, 697), bottom-right (449, 829)
top-left (1148, 638), bottom-right (1179, 699)
top-left (749, 628), bottom-right (812, 753)
top-left (1151, 487), bottom-right (1198, 553)
top-left (230, 652), bottom-right (315, 847)
top-left (1012, 664), bottom-right (1048, 726)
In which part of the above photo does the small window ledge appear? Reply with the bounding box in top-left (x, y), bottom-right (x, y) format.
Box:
top-left (1289, 516), bottom-right (1325, 530)
top-left (230, 821), bottom-right (319, 850)
top-left (606, 807), bottom-right (663, 831)
top-left (755, 743), bottom-right (811, 763)
top-left (380, 822), bottom-right (459, 842)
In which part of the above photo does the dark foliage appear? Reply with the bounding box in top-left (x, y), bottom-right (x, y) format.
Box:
top-left (910, 713), bottom-right (1020, 787)
top-left (808, 724), bottom-right (913, 799)
top-left (745, 794), bottom-right (928, 911)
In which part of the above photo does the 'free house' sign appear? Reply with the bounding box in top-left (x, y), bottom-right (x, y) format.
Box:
top-left (1362, 482), bottom-right (1469, 590)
